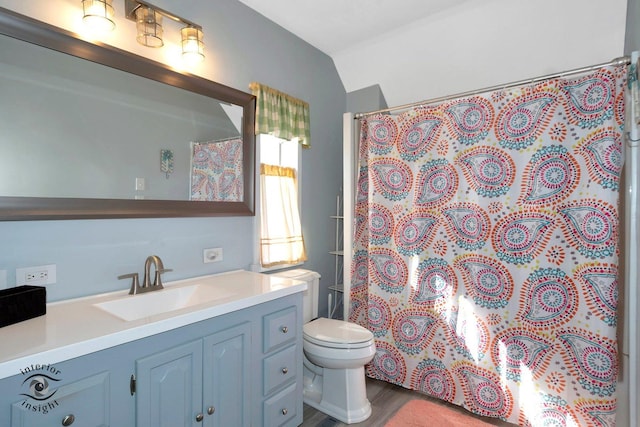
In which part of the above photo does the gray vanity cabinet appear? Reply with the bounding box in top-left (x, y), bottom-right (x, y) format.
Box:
top-left (10, 372), bottom-right (111, 427)
top-left (202, 323), bottom-right (251, 426)
top-left (259, 307), bottom-right (301, 427)
top-left (0, 292), bottom-right (303, 427)
top-left (135, 323), bottom-right (251, 427)
top-left (135, 340), bottom-right (202, 427)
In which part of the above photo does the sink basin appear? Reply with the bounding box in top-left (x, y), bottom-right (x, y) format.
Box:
top-left (93, 284), bottom-right (235, 321)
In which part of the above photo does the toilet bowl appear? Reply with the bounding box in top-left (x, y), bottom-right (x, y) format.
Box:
top-left (271, 269), bottom-right (376, 424)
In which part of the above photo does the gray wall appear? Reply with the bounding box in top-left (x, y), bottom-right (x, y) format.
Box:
top-left (346, 84), bottom-right (388, 114)
top-left (626, 0), bottom-right (640, 53)
top-left (0, 0), bottom-right (346, 317)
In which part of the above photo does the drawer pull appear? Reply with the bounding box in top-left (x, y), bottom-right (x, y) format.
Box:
top-left (281, 367), bottom-right (289, 375)
top-left (281, 326), bottom-right (289, 334)
top-left (195, 413), bottom-right (204, 422)
top-left (62, 414), bottom-right (75, 426)
top-left (282, 408), bottom-right (288, 416)
top-left (207, 406), bottom-right (215, 415)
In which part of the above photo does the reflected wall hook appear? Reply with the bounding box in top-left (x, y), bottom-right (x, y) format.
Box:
top-left (161, 149), bottom-right (174, 179)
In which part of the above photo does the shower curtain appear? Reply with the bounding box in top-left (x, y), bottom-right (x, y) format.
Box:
top-left (350, 64), bottom-right (626, 426)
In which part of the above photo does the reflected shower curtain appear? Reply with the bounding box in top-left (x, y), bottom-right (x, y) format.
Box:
top-left (350, 65), bottom-right (626, 426)
top-left (190, 138), bottom-right (243, 202)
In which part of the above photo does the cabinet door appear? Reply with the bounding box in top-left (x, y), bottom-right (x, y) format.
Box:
top-left (202, 322), bottom-right (251, 427)
top-left (136, 340), bottom-right (203, 427)
top-left (11, 372), bottom-right (109, 427)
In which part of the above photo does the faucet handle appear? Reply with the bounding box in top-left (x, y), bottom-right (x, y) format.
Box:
top-left (153, 268), bottom-right (173, 289)
top-left (118, 272), bottom-right (141, 295)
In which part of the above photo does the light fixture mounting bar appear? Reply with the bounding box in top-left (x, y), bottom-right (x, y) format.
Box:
top-left (124, 0), bottom-right (201, 29)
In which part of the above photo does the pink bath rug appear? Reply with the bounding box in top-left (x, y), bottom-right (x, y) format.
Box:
top-left (385, 399), bottom-right (497, 427)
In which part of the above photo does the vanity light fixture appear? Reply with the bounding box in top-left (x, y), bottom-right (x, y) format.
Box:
top-left (82, 0), bottom-right (116, 32)
top-left (181, 26), bottom-right (205, 64)
top-left (125, 0), bottom-right (204, 61)
top-left (134, 5), bottom-right (163, 47)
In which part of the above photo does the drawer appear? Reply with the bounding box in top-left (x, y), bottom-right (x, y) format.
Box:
top-left (11, 371), bottom-right (109, 427)
top-left (263, 345), bottom-right (297, 395)
top-left (263, 383), bottom-right (297, 427)
top-left (263, 307), bottom-right (297, 353)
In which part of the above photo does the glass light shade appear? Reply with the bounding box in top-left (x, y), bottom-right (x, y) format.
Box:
top-left (181, 26), bottom-right (205, 65)
top-left (135, 6), bottom-right (163, 47)
top-left (82, 0), bottom-right (115, 32)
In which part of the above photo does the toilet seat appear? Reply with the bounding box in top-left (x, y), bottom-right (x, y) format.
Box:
top-left (304, 317), bottom-right (374, 349)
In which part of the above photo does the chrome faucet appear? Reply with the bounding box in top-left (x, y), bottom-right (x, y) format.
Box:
top-left (118, 255), bottom-right (172, 295)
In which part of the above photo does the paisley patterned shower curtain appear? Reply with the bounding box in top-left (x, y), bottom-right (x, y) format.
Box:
top-left (190, 138), bottom-right (243, 202)
top-left (350, 65), bottom-right (626, 426)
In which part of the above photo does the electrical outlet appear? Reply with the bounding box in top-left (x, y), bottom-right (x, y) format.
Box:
top-left (16, 264), bottom-right (56, 285)
top-left (203, 247), bottom-right (223, 263)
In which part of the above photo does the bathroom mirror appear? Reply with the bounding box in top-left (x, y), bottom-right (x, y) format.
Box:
top-left (0, 7), bottom-right (255, 220)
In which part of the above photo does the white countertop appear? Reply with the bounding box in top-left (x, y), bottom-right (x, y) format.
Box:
top-left (0, 270), bottom-right (306, 380)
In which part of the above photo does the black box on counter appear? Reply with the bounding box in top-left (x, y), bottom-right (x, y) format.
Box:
top-left (0, 285), bottom-right (46, 327)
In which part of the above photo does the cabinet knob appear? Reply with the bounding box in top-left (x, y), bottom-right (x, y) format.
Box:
top-left (195, 413), bottom-right (204, 422)
top-left (61, 414), bottom-right (75, 426)
top-left (282, 408), bottom-right (288, 416)
top-left (281, 326), bottom-right (288, 334)
top-left (281, 367), bottom-right (289, 375)
top-left (207, 406), bottom-right (215, 415)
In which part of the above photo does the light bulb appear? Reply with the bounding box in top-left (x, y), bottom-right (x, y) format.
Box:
top-left (135, 6), bottom-right (163, 48)
top-left (181, 26), bottom-right (205, 65)
top-left (82, 0), bottom-right (115, 32)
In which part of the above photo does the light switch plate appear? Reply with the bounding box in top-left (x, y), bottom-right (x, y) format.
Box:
top-left (203, 248), bottom-right (223, 263)
top-left (135, 177), bottom-right (145, 191)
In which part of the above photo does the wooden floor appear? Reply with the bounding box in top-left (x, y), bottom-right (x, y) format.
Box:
top-left (302, 377), bottom-right (518, 427)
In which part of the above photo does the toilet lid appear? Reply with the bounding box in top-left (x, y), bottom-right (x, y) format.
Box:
top-left (303, 318), bottom-right (374, 349)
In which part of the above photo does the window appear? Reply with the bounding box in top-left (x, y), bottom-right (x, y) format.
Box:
top-left (248, 82), bottom-right (310, 270)
top-left (255, 134), bottom-right (306, 269)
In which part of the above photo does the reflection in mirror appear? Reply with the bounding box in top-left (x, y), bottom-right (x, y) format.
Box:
top-left (0, 7), bottom-right (255, 219)
top-left (1, 34), bottom-right (243, 201)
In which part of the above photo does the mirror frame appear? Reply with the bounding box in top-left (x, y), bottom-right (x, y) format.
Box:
top-left (0, 7), bottom-right (255, 220)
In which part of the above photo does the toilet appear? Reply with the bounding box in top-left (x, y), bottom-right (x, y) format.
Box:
top-left (272, 269), bottom-right (376, 424)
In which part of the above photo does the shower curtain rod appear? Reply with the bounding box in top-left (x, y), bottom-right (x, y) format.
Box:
top-left (354, 56), bottom-right (631, 119)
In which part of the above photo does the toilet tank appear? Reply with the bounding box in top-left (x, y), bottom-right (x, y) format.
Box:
top-left (271, 269), bottom-right (320, 323)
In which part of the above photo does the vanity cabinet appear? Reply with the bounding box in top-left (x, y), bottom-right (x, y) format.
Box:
top-left (259, 307), bottom-right (300, 427)
top-left (10, 372), bottom-right (110, 427)
top-left (0, 292), bottom-right (303, 427)
top-left (135, 340), bottom-right (202, 427)
top-left (202, 323), bottom-right (252, 426)
top-left (135, 323), bottom-right (251, 427)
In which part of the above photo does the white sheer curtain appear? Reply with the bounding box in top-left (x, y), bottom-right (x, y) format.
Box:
top-left (259, 164), bottom-right (307, 267)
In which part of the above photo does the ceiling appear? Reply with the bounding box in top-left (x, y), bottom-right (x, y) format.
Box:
top-left (234, 0), bottom-right (628, 110)
top-left (235, 0), bottom-right (469, 56)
